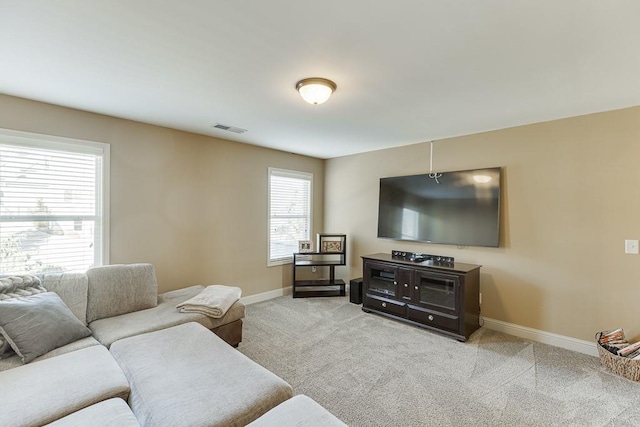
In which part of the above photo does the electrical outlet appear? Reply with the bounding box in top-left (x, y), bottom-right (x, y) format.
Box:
top-left (625, 240), bottom-right (639, 254)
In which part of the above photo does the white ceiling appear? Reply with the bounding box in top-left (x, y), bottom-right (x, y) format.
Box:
top-left (1, 1), bottom-right (639, 159)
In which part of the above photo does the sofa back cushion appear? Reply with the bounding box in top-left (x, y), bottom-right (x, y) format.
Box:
top-left (42, 272), bottom-right (89, 325)
top-left (86, 264), bottom-right (158, 323)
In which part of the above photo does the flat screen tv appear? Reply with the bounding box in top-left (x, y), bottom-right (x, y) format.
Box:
top-left (377, 167), bottom-right (501, 247)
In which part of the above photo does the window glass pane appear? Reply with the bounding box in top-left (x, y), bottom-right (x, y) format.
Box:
top-left (0, 220), bottom-right (96, 274)
top-left (0, 131), bottom-right (108, 275)
top-left (269, 217), bottom-right (309, 260)
top-left (268, 168), bottom-right (312, 264)
top-left (0, 145), bottom-right (97, 216)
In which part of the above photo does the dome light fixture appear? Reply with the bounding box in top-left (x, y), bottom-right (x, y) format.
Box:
top-left (295, 78), bottom-right (337, 105)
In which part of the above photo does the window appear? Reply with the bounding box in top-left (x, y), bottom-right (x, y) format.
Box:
top-left (0, 129), bottom-right (109, 275)
top-left (268, 168), bottom-right (312, 266)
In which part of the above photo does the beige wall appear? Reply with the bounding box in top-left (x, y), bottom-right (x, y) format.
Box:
top-left (4, 92), bottom-right (639, 342)
top-left (0, 94), bottom-right (324, 295)
top-left (325, 106), bottom-right (640, 342)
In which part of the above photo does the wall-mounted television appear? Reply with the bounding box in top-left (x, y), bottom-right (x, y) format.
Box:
top-left (377, 167), bottom-right (501, 247)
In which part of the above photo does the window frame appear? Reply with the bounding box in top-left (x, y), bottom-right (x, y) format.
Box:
top-left (0, 128), bottom-right (110, 273)
top-left (267, 167), bottom-right (313, 267)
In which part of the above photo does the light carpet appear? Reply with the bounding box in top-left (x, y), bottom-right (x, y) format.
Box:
top-left (238, 296), bottom-right (640, 427)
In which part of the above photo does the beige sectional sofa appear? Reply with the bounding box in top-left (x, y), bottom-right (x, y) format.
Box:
top-left (0, 263), bottom-right (244, 371)
top-left (0, 264), bottom-right (346, 426)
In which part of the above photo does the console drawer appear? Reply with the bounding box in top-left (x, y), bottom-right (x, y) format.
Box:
top-left (407, 305), bottom-right (459, 333)
top-left (364, 294), bottom-right (406, 317)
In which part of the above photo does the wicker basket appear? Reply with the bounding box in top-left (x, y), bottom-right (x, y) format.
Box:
top-left (596, 331), bottom-right (640, 382)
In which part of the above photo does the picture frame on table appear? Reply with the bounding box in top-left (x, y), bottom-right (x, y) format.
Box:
top-left (298, 240), bottom-right (314, 253)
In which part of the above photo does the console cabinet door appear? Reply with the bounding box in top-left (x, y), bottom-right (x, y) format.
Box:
top-left (364, 261), bottom-right (399, 298)
top-left (411, 270), bottom-right (460, 315)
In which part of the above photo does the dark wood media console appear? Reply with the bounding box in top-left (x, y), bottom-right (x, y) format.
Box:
top-left (361, 253), bottom-right (481, 341)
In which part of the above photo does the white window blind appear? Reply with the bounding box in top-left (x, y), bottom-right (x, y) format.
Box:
top-left (0, 129), bottom-right (109, 275)
top-left (268, 168), bottom-right (312, 265)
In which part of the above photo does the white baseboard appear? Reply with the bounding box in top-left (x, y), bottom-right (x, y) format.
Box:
top-left (483, 317), bottom-right (599, 357)
top-left (240, 286), bottom-right (292, 306)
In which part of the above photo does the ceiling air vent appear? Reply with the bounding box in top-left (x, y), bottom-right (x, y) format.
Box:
top-left (211, 123), bottom-right (247, 134)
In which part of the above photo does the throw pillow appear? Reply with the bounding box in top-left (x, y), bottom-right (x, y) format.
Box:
top-left (0, 336), bottom-right (13, 359)
top-left (0, 275), bottom-right (47, 358)
top-left (0, 292), bottom-right (92, 363)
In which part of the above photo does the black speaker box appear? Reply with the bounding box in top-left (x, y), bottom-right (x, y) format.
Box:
top-left (349, 277), bottom-right (363, 304)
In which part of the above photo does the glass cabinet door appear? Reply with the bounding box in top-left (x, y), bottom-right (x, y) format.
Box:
top-left (413, 271), bottom-right (459, 313)
top-left (365, 263), bottom-right (397, 297)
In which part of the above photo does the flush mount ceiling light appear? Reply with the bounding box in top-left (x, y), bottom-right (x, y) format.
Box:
top-left (295, 78), bottom-right (337, 105)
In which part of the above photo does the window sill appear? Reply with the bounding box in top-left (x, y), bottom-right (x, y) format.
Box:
top-left (267, 258), bottom-right (293, 268)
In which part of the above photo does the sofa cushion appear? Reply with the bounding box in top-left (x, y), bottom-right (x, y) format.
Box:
top-left (0, 345), bottom-right (130, 426)
top-left (45, 398), bottom-right (140, 426)
top-left (109, 322), bottom-right (292, 426)
top-left (247, 395), bottom-right (347, 426)
top-left (86, 263), bottom-right (158, 323)
top-left (89, 285), bottom-right (245, 347)
top-left (0, 292), bottom-right (92, 363)
top-left (42, 272), bottom-right (89, 324)
top-left (0, 336), bottom-right (100, 372)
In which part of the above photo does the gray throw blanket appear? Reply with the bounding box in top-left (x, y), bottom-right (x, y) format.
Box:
top-left (176, 285), bottom-right (241, 318)
top-left (0, 275), bottom-right (46, 301)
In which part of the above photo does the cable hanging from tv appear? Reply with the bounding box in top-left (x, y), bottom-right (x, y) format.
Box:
top-left (428, 141), bottom-right (442, 184)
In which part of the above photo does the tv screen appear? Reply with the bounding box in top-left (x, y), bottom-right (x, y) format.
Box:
top-left (377, 167), bottom-right (501, 247)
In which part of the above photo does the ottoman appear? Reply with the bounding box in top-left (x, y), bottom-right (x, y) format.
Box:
top-left (109, 322), bottom-right (293, 426)
top-left (247, 394), bottom-right (347, 426)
